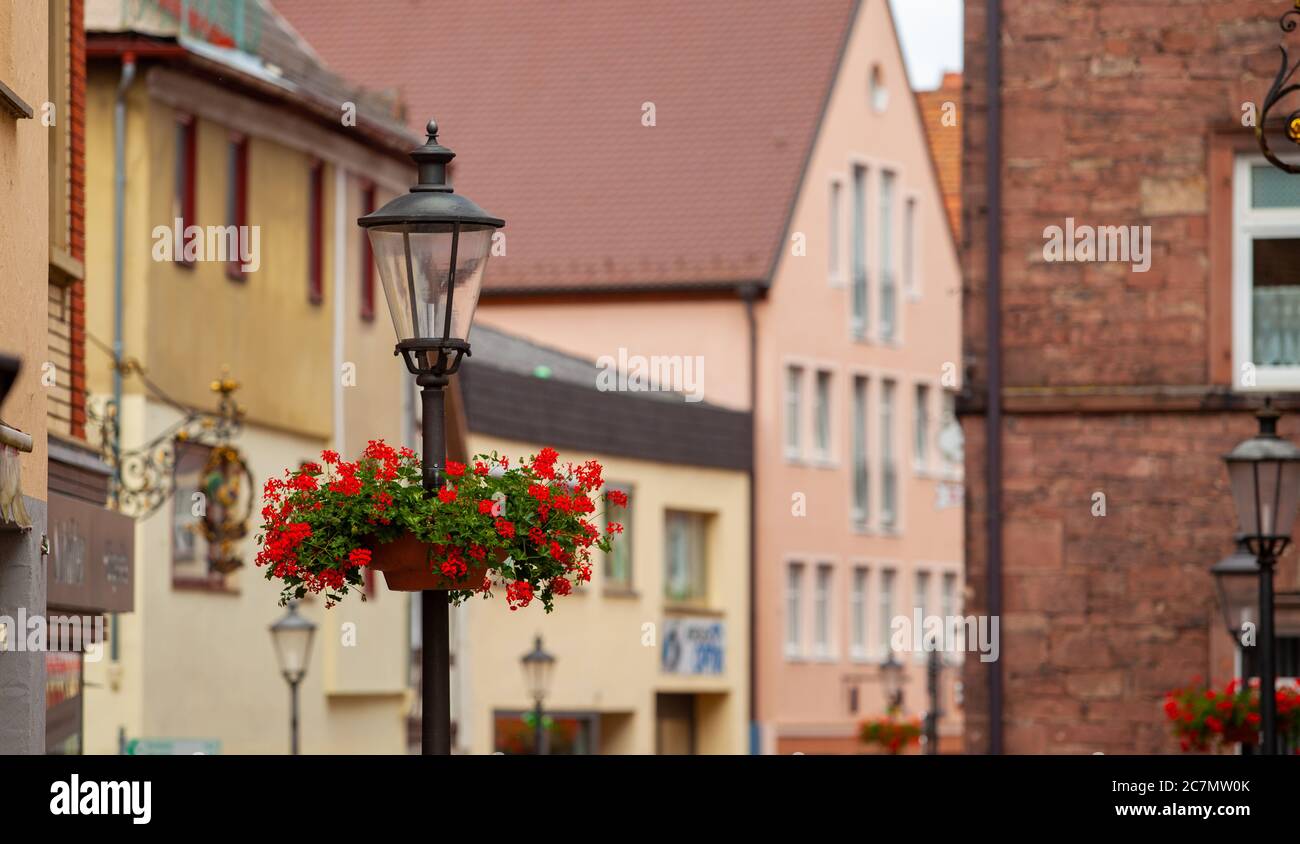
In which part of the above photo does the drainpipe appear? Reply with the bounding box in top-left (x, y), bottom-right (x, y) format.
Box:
top-left (111, 52), bottom-right (137, 502)
top-left (984, 0), bottom-right (1004, 755)
top-left (740, 282), bottom-right (759, 754)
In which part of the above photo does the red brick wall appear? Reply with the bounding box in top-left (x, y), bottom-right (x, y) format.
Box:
top-left (960, 0), bottom-right (1300, 753)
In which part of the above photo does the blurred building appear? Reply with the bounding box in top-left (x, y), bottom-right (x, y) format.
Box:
top-left (0, 0), bottom-right (135, 757)
top-left (79, 0), bottom-right (419, 754)
top-left (278, 0), bottom-right (965, 753)
top-left (960, 0), bottom-right (1300, 753)
top-left (0, 0), bottom-right (53, 755)
top-left (438, 327), bottom-right (751, 754)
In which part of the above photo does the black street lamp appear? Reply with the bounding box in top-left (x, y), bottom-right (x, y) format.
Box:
top-left (269, 601), bottom-right (316, 755)
top-left (880, 654), bottom-right (905, 716)
top-left (521, 635), bottom-right (556, 756)
top-left (924, 649), bottom-right (942, 755)
top-left (1212, 536), bottom-right (1261, 642)
top-left (1223, 402), bottom-right (1300, 754)
top-left (358, 118), bottom-right (504, 756)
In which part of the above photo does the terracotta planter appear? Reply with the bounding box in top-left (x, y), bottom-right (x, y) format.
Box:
top-left (366, 532), bottom-right (491, 591)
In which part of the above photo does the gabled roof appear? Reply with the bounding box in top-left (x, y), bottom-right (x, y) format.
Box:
top-left (271, 0), bottom-right (859, 294)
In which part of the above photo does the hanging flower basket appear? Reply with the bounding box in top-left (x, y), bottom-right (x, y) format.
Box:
top-left (857, 715), bottom-right (922, 754)
top-left (255, 440), bottom-right (626, 610)
top-left (1164, 677), bottom-right (1300, 753)
top-left (366, 531), bottom-right (495, 591)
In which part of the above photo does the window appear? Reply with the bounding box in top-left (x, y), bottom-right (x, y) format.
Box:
top-left (1234, 158), bottom-right (1300, 389)
top-left (942, 572), bottom-right (960, 660)
top-left (879, 170), bottom-right (896, 341)
top-left (870, 64), bottom-right (889, 113)
top-left (814, 564), bottom-right (833, 657)
top-left (881, 379), bottom-right (897, 529)
top-left (851, 375), bottom-right (869, 527)
top-left (174, 114), bottom-right (197, 265)
top-left (829, 179), bottom-right (843, 282)
top-left (851, 566), bottom-right (868, 658)
top-left (226, 134), bottom-right (249, 280)
top-left (914, 383), bottom-right (930, 470)
top-left (878, 568), bottom-right (896, 656)
top-left (786, 563), bottom-right (804, 657)
top-left (605, 483), bottom-right (633, 590)
top-left (915, 570), bottom-right (932, 655)
top-left (904, 196), bottom-right (918, 297)
top-left (360, 183), bottom-right (377, 321)
top-left (308, 161), bottom-right (324, 304)
top-left (784, 365), bottom-right (803, 458)
top-left (940, 389), bottom-right (962, 471)
top-left (851, 164), bottom-right (868, 337)
top-left (814, 370), bottom-right (832, 460)
top-left (664, 511), bottom-right (708, 605)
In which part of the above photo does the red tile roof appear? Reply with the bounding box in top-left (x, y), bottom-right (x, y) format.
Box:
top-left (272, 0), bottom-right (858, 292)
top-left (915, 71), bottom-right (962, 238)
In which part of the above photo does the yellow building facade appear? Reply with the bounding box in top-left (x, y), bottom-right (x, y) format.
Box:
top-left (451, 329), bottom-right (752, 754)
top-left (80, 9), bottom-right (422, 754)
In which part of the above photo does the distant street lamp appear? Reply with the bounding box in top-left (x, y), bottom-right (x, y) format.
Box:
top-left (358, 118), bottom-right (504, 756)
top-left (270, 601), bottom-right (316, 755)
top-left (924, 649), bottom-right (942, 755)
top-left (880, 654), bottom-right (905, 715)
top-left (521, 635), bottom-right (556, 755)
top-left (1223, 402), bottom-right (1300, 754)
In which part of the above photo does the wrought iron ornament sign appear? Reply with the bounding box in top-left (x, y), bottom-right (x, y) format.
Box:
top-left (1259, 1), bottom-right (1300, 173)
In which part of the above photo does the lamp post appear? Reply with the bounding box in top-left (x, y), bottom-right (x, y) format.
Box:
top-left (270, 601), bottom-right (316, 755)
top-left (520, 635), bottom-right (556, 755)
top-left (358, 119), bottom-right (504, 756)
top-left (880, 654), bottom-right (905, 716)
top-left (924, 649), bottom-right (942, 755)
top-left (1223, 402), bottom-right (1300, 754)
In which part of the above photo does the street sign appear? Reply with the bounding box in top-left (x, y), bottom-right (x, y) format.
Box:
top-left (125, 737), bottom-right (220, 755)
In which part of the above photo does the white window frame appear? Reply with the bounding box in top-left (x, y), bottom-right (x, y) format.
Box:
top-left (850, 373), bottom-right (870, 529)
top-left (784, 364), bottom-right (804, 460)
top-left (828, 176), bottom-right (845, 287)
top-left (813, 369), bottom-right (833, 463)
top-left (880, 378), bottom-right (898, 532)
top-left (879, 168), bottom-right (898, 344)
top-left (1233, 153), bottom-right (1300, 390)
top-left (904, 191), bottom-right (921, 301)
top-left (850, 564), bottom-right (870, 661)
top-left (786, 562), bottom-right (805, 659)
top-left (849, 158), bottom-right (871, 341)
top-left (877, 567), bottom-right (897, 660)
top-left (813, 563), bottom-right (834, 659)
top-left (914, 382), bottom-right (931, 474)
top-left (913, 569), bottom-right (931, 662)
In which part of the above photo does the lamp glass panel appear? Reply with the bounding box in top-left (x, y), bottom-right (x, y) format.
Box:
top-left (368, 223), bottom-right (495, 343)
top-left (523, 657), bottom-right (555, 701)
top-left (1230, 459), bottom-right (1300, 538)
top-left (272, 626), bottom-right (314, 681)
top-left (1214, 570), bottom-right (1258, 639)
